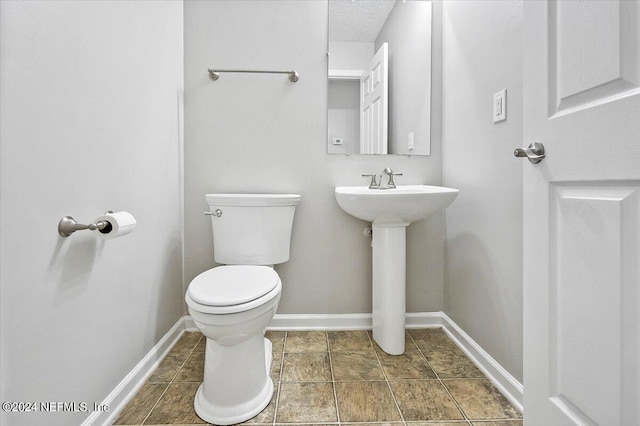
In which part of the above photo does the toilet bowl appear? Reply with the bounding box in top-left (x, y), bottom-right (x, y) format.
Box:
top-left (186, 265), bottom-right (282, 424)
top-left (186, 193), bottom-right (300, 424)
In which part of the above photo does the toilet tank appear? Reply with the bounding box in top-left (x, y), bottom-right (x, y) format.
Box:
top-left (205, 193), bottom-right (301, 265)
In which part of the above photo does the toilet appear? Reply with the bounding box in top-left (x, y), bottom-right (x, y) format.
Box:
top-left (185, 193), bottom-right (301, 425)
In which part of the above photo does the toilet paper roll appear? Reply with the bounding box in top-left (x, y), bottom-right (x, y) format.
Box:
top-left (94, 211), bottom-right (136, 240)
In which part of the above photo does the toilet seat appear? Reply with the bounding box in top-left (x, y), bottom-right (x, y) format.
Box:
top-left (187, 265), bottom-right (281, 315)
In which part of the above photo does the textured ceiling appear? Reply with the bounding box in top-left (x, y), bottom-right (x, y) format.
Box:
top-left (329, 0), bottom-right (396, 42)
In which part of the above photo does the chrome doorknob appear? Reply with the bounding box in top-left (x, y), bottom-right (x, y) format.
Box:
top-left (514, 141), bottom-right (545, 164)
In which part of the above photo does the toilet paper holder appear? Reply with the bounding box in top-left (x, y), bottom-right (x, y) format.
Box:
top-left (58, 211), bottom-right (114, 237)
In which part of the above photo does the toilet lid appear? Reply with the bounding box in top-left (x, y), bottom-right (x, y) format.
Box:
top-left (188, 265), bottom-right (280, 306)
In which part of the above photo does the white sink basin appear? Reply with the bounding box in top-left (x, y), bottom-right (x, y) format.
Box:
top-left (335, 184), bottom-right (459, 225)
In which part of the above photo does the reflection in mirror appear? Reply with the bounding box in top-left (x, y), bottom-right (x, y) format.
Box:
top-left (327, 0), bottom-right (432, 155)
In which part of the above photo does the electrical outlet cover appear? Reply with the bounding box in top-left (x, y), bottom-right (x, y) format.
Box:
top-left (493, 89), bottom-right (507, 123)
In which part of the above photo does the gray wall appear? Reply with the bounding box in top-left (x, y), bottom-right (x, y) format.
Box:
top-left (0, 1), bottom-right (184, 424)
top-left (442, 0), bottom-right (524, 381)
top-left (376, 0), bottom-right (432, 156)
top-left (328, 79), bottom-right (360, 154)
top-left (184, 0), bottom-right (444, 315)
top-left (328, 41), bottom-right (373, 71)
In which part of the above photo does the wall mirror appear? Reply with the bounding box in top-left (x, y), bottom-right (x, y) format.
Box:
top-left (327, 0), bottom-right (432, 155)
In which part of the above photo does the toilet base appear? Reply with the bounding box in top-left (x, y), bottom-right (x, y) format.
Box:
top-left (194, 379), bottom-right (273, 425)
top-left (193, 337), bottom-right (274, 425)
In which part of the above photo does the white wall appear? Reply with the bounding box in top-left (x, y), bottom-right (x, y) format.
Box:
top-left (0, 2), bottom-right (184, 425)
top-left (442, 0), bottom-right (524, 381)
top-left (184, 0), bottom-right (444, 315)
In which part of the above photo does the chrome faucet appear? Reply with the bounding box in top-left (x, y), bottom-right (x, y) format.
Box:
top-left (380, 167), bottom-right (402, 189)
top-left (362, 168), bottom-right (403, 189)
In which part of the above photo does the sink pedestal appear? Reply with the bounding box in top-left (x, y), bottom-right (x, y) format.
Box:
top-left (334, 184), bottom-right (459, 356)
top-left (372, 223), bottom-right (407, 355)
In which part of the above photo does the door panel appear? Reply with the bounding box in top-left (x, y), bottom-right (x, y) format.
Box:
top-left (360, 43), bottom-right (388, 154)
top-left (549, 0), bottom-right (640, 116)
top-left (523, 0), bottom-right (640, 424)
top-left (549, 183), bottom-right (639, 425)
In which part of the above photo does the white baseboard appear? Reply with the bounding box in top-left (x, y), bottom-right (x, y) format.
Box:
top-left (265, 311), bottom-right (523, 411)
top-left (82, 317), bottom-right (186, 426)
top-left (266, 312), bottom-right (446, 330)
top-left (405, 312), bottom-right (447, 329)
top-left (439, 313), bottom-right (524, 412)
top-left (268, 313), bottom-right (372, 330)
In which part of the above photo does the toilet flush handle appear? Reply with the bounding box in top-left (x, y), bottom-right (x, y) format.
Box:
top-left (204, 209), bottom-right (222, 217)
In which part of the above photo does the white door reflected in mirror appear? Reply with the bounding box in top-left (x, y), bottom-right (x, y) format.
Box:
top-left (360, 43), bottom-right (388, 154)
top-left (327, 0), bottom-right (432, 156)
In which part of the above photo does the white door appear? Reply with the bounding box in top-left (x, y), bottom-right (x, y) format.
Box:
top-left (523, 1), bottom-right (640, 425)
top-left (360, 42), bottom-right (388, 154)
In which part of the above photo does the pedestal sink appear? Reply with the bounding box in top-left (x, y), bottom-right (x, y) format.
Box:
top-left (335, 185), bottom-right (459, 355)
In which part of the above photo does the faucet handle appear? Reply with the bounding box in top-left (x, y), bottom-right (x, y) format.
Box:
top-left (362, 173), bottom-right (379, 189)
top-left (388, 171), bottom-right (403, 189)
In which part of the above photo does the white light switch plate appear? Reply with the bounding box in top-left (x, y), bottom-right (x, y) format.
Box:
top-left (493, 89), bottom-right (507, 123)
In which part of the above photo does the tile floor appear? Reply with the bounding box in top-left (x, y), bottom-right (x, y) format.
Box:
top-left (114, 329), bottom-right (522, 426)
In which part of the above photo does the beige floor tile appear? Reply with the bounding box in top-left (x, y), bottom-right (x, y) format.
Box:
top-left (331, 351), bottom-right (385, 381)
top-left (335, 381), bottom-right (401, 422)
top-left (281, 352), bottom-right (332, 382)
top-left (113, 382), bottom-right (168, 425)
top-left (409, 328), bottom-right (459, 353)
top-left (170, 333), bottom-right (203, 358)
top-left (342, 424), bottom-right (404, 426)
top-left (144, 382), bottom-right (206, 425)
top-left (276, 382), bottom-right (337, 423)
top-left (271, 352), bottom-right (283, 383)
top-left (445, 380), bottom-right (521, 420)
top-left (174, 352), bottom-right (204, 382)
top-left (407, 420), bottom-right (469, 426)
top-left (266, 330), bottom-right (286, 353)
top-left (328, 330), bottom-right (374, 352)
top-left (426, 350), bottom-right (484, 378)
top-left (193, 336), bottom-right (205, 353)
top-left (376, 347), bottom-right (437, 380)
top-left (148, 355), bottom-right (185, 383)
top-left (407, 423), bottom-right (469, 426)
top-left (124, 330), bottom-right (521, 426)
top-left (390, 380), bottom-right (464, 421)
top-left (284, 331), bottom-right (328, 352)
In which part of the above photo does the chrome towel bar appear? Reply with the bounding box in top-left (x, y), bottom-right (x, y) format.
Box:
top-left (207, 68), bottom-right (299, 82)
